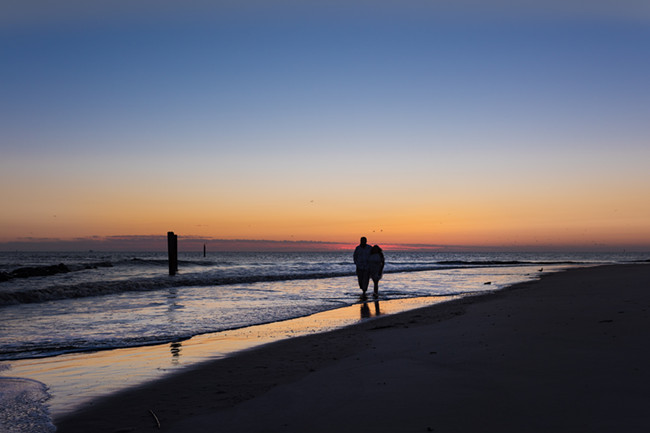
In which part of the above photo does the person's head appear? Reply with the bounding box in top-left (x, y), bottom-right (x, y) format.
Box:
top-left (371, 245), bottom-right (382, 254)
top-left (360, 237), bottom-right (367, 245)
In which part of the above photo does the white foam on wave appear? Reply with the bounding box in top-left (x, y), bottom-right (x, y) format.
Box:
top-left (0, 377), bottom-right (56, 433)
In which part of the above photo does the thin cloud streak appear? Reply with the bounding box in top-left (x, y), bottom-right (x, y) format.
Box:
top-left (0, 236), bottom-right (644, 253)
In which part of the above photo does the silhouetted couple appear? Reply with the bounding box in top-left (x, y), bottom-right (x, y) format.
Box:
top-left (353, 237), bottom-right (385, 296)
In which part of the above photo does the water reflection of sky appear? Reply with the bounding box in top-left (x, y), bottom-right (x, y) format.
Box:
top-left (3, 296), bottom-right (457, 419)
top-left (0, 265), bottom-right (565, 362)
top-left (0, 263), bottom-right (577, 422)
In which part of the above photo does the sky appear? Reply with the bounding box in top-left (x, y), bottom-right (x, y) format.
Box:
top-left (2, 1), bottom-right (650, 251)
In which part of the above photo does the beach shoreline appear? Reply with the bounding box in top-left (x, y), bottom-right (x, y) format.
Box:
top-left (55, 264), bottom-right (650, 432)
top-left (3, 295), bottom-right (461, 419)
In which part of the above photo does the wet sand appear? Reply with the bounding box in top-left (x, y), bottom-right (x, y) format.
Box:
top-left (8, 296), bottom-right (455, 418)
top-left (56, 264), bottom-right (650, 433)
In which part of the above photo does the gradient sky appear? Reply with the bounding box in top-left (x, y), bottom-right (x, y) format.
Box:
top-left (2, 1), bottom-right (650, 251)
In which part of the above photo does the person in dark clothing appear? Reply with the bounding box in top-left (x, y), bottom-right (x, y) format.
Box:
top-left (353, 237), bottom-right (372, 294)
top-left (368, 245), bottom-right (385, 296)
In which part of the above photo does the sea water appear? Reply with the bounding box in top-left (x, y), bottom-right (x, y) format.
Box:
top-left (2, 250), bottom-right (639, 360)
top-left (0, 250), bottom-right (646, 430)
top-left (0, 369), bottom-right (55, 433)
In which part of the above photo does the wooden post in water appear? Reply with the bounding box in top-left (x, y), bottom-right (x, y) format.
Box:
top-left (203, 243), bottom-right (206, 258)
top-left (167, 231), bottom-right (178, 275)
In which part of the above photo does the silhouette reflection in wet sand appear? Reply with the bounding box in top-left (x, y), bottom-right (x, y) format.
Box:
top-left (170, 341), bottom-right (182, 364)
top-left (360, 299), bottom-right (382, 319)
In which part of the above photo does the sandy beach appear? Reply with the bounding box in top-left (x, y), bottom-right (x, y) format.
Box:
top-left (55, 264), bottom-right (650, 433)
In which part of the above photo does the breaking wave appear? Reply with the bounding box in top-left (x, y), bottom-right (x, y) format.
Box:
top-left (0, 258), bottom-right (579, 306)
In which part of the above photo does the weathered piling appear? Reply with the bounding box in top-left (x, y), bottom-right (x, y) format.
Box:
top-left (167, 231), bottom-right (178, 275)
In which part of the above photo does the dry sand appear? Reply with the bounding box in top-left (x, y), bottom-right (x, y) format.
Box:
top-left (56, 264), bottom-right (650, 433)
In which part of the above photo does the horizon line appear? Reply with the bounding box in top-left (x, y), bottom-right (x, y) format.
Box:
top-left (0, 235), bottom-right (647, 253)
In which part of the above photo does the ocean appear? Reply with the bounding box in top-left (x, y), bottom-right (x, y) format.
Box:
top-left (0, 250), bottom-right (646, 432)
